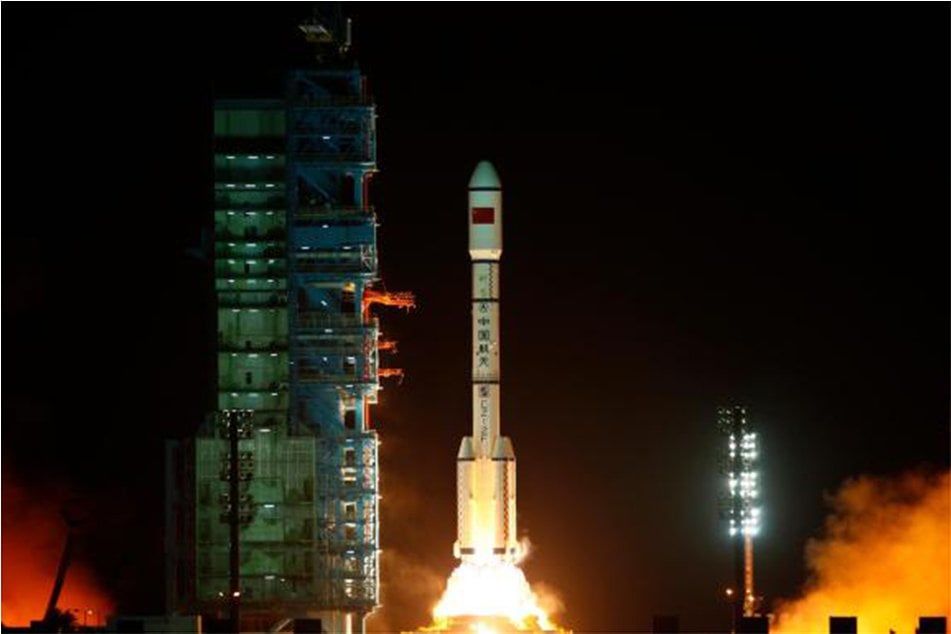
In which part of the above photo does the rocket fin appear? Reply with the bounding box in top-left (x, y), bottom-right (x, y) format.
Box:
top-left (491, 436), bottom-right (515, 460)
top-left (457, 436), bottom-right (475, 460)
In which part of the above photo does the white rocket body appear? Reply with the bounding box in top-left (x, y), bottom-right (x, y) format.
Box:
top-left (454, 161), bottom-right (519, 563)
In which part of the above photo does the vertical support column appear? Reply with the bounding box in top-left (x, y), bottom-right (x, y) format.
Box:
top-left (743, 535), bottom-right (755, 617)
top-left (227, 411), bottom-right (242, 634)
top-left (354, 394), bottom-right (366, 432)
top-left (731, 413), bottom-right (745, 631)
top-left (354, 171), bottom-right (364, 209)
top-left (732, 536), bottom-right (744, 632)
top-left (354, 279), bottom-right (369, 432)
top-left (355, 281), bottom-right (365, 322)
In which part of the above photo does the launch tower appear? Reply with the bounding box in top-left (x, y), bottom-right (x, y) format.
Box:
top-left (167, 12), bottom-right (411, 634)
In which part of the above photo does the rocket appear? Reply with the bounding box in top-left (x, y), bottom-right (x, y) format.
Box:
top-left (454, 161), bottom-right (520, 564)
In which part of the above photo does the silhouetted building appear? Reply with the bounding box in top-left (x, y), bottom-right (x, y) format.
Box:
top-left (829, 616), bottom-right (857, 634)
top-left (652, 614), bottom-right (679, 633)
top-left (737, 616), bottom-right (769, 633)
top-left (918, 617), bottom-right (947, 634)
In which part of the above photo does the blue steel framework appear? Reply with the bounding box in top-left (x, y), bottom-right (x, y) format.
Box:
top-left (285, 65), bottom-right (382, 625)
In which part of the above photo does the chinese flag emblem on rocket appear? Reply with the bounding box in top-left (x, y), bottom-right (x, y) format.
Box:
top-left (472, 207), bottom-right (495, 224)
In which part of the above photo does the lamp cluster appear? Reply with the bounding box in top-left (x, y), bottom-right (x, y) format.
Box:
top-left (718, 408), bottom-right (761, 538)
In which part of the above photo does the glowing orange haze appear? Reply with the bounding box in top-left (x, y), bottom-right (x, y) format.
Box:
top-left (773, 469), bottom-right (950, 634)
top-left (1, 483), bottom-right (114, 627)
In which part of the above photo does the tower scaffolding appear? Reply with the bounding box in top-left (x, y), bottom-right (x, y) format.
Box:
top-left (167, 12), bottom-right (408, 634)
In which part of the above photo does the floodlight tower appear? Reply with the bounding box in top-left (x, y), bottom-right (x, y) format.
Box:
top-left (717, 405), bottom-right (761, 624)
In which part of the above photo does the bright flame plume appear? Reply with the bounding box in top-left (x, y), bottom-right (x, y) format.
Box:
top-left (424, 543), bottom-right (564, 633)
top-left (432, 560), bottom-right (553, 631)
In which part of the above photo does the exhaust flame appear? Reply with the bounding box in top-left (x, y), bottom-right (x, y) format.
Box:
top-left (433, 560), bottom-right (553, 631)
top-left (426, 541), bottom-right (564, 633)
top-left (773, 469), bottom-right (950, 634)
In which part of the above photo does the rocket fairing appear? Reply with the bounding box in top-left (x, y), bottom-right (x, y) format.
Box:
top-left (454, 161), bottom-right (520, 564)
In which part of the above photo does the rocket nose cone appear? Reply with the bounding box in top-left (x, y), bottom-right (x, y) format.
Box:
top-left (468, 160), bottom-right (501, 189)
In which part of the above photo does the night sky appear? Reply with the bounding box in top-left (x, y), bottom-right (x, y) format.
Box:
top-left (4, 4), bottom-right (949, 632)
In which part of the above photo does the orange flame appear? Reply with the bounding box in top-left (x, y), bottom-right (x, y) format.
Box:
top-left (424, 542), bottom-right (567, 633)
top-left (432, 560), bottom-right (554, 631)
top-left (379, 367), bottom-right (405, 381)
top-left (1, 482), bottom-right (115, 627)
top-left (363, 289), bottom-right (416, 315)
top-left (773, 469), bottom-right (950, 634)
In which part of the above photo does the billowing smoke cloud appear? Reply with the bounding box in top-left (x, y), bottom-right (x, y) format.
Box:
top-left (773, 469), bottom-right (950, 634)
top-left (1, 481), bottom-right (115, 627)
top-left (524, 580), bottom-right (566, 625)
top-left (367, 548), bottom-right (448, 633)
top-left (514, 537), bottom-right (567, 622)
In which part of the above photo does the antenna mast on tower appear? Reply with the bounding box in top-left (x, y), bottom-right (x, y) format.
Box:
top-left (299, 4), bottom-right (352, 60)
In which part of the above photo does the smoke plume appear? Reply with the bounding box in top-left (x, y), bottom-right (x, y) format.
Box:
top-left (367, 548), bottom-right (448, 633)
top-left (772, 469), bottom-right (950, 634)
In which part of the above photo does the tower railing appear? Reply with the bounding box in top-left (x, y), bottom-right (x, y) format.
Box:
top-left (288, 95), bottom-right (371, 107)
top-left (292, 150), bottom-right (374, 163)
top-left (218, 337), bottom-right (289, 352)
top-left (214, 167), bottom-right (285, 182)
top-left (215, 280), bottom-right (286, 291)
top-left (217, 294), bottom-right (288, 309)
top-left (293, 338), bottom-right (364, 354)
top-left (295, 205), bottom-right (374, 224)
top-left (290, 247), bottom-right (376, 274)
top-left (295, 313), bottom-right (377, 331)
top-left (214, 194), bottom-right (286, 209)
top-left (214, 230), bottom-right (287, 241)
top-left (295, 370), bottom-right (375, 385)
top-left (215, 266), bottom-right (287, 280)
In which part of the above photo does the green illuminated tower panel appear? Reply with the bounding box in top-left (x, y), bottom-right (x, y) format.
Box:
top-left (193, 433), bottom-right (321, 605)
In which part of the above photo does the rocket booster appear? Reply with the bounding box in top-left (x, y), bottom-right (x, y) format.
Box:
top-left (454, 161), bottom-right (519, 563)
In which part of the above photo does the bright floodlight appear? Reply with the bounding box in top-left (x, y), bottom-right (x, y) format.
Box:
top-left (717, 405), bottom-right (763, 618)
top-left (718, 409), bottom-right (761, 539)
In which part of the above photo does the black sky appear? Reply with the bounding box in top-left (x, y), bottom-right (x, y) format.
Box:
top-left (3, 4), bottom-right (949, 632)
